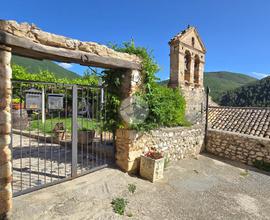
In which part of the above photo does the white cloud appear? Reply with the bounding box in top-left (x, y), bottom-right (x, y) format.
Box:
top-left (58, 62), bottom-right (73, 69)
top-left (251, 72), bottom-right (269, 79)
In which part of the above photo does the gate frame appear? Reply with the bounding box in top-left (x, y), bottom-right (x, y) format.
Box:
top-left (0, 20), bottom-right (142, 218)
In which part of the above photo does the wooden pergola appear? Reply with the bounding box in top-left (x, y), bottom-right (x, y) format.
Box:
top-left (0, 19), bottom-right (142, 218)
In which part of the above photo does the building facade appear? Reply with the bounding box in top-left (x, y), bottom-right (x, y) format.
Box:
top-left (168, 26), bottom-right (206, 123)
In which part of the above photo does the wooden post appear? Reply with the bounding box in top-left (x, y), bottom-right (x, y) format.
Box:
top-left (0, 45), bottom-right (12, 219)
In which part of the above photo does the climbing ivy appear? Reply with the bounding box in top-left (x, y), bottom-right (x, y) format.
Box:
top-left (103, 41), bottom-right (187, 133)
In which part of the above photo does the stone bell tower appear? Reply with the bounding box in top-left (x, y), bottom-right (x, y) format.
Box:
top-left (168, 26), bottom-right (206, 123)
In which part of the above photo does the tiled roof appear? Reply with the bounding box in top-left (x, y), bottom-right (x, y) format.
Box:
top-left (208, 106), bottom-right (270, 139)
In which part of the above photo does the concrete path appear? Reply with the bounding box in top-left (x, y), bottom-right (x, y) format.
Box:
top-left (12, 154), bottom-right (270, 220)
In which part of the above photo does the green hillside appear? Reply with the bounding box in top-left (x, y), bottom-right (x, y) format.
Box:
top-left (219, 76), bottom-right (270, 107)
top-left (11, 55), bottom-right (80, 79)
top-left (158, 71), bottom-right (257, 103)
top-left (204, 71), bottom-right (257, 102)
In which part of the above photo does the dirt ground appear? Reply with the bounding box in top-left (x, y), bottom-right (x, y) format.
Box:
top-left (12, 154), bottom-right (270, 220)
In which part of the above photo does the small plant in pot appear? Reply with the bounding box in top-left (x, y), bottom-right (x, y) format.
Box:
top-left (78, 127), bottom-right (95, 145)
top-left (12, 98), bottom-right (24, 110)
top-left (140, 147), bottom-right (164, 182)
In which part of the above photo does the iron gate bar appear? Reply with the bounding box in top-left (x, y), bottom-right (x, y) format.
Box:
top-left (71, 85), bottom-right (78, 177)
top-left (11, 79), bottom-right (113, 197)
top-left (12, 79), bottom-right (104, 88)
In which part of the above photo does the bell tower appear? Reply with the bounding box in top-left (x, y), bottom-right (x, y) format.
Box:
top-left (168, 26), bottom-right (206, 123)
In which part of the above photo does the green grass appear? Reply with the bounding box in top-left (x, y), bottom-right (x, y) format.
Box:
top-left (29, 117), bottom-right (100, 134)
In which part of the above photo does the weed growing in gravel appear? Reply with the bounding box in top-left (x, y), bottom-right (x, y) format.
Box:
top-left (128, 184), bottom-right (136, 194)
top-left (240, 169), bottom-right (249, 177)
top-left (111, 198), bottom-right (128, 215)
top-left (127, 212), bottom-right (133, 217)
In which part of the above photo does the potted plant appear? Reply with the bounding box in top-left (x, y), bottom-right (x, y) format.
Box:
top-left (78, 127), bottom-right (95, 145)
top-left (140, 148), bottom-right (165, 182)
top-left (12, 98), bottom-right (24, 110)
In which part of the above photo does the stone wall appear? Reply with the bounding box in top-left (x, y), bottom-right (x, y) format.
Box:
top-left (0, 47), bottom-right (12, 218)
top-left (116, 125), bottom-right (205, 173)
top-left (181, 86), bottom-right (205, 123)
top-left (207, 129), bottom-right (270, 166)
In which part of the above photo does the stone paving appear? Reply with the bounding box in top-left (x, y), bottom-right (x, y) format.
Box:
top-left (12, 154), bottom-right (270, 220)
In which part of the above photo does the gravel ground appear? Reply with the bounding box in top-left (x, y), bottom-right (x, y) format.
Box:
top-left (12, 154), bottom-right (270, 220)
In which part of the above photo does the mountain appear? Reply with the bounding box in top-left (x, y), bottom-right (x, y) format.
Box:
top-left (11, 55), bottom-right (80, 79)
top-left (158, 71), bottom-right (257, 103)
top-left (219, 76), bottom-right (270, 107)
top-left (204, 71), bottom-right (257, 102)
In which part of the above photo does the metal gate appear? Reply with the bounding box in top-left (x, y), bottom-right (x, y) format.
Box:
top-left (11, 80), bottom-right (114, 196)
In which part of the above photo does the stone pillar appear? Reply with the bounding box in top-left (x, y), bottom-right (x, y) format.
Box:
top-left (0, 46), bottom-right (12, 219)
top-left (168, 44), bottom-right (180, 88)
top-left (199, 61), bottom-right (205, 87)
top-left (115, 129), bottom-right (142, 173)
top-left (189, 57), bottom-right (195, 86)
top-left (115, 69), bottom-right (142, 173)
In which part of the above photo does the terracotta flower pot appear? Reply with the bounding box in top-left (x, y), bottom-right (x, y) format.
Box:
top-left (12, 103), bottom-right (24, 110)
top-left (140, 155), bottom-right (164, 182)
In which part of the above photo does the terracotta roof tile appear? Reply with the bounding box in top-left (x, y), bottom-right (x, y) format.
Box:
top-left (208, 107), bottom-right (270, 139)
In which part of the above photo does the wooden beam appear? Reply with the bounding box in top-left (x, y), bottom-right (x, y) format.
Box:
top-left (0, 31), bottom-right (141, 70)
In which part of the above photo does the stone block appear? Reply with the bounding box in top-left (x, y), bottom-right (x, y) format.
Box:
top-left (116, 158), bottom-right (140, 173)
top-left (140, 155), bottom-right (164, 182)
top-left (0, 135), bottom-right (11, 147)
top-left (0, 147), bottom-right (11, 166)
top-left (0, 66), bottom-right (12, 79)
top-left (0, 124), bottom-right (11, 135)
top-left (0, 50), bottom-right (11, 65)
top-left (0, 198), bottom-right (12, 215)
top-left (0, 162), bottom-right (12, 178)
top-left (0, 183), bottom-right (12, 200)
top-left (0, 111), bottom-right (11, 125)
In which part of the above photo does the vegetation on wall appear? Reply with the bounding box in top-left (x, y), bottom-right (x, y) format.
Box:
top-left (103, 41), bottom-right (187, 133)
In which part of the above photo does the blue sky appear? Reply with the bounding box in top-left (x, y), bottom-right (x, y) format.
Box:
top-left (1, 0), bottom-right (270, 80)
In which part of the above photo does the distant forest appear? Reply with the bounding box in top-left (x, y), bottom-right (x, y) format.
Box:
top-left (219, 76), bottom-right (270, 107)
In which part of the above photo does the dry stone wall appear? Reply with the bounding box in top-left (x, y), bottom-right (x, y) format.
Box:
top-left (116, 125), bottom-right (205, 173)
top-left (207, 129), bottom-right (270, 166)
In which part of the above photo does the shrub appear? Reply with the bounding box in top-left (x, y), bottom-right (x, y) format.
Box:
top-left (253, 160), bottom-right (270, 172)
top-left (111, 197), bottom-right (128, 215)
top-left (104, 41), bottom-right (187, 132)
top-left (143, 85), bottom-right (186, 128)
top-left (128, 184), bottom-right (136, 194)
